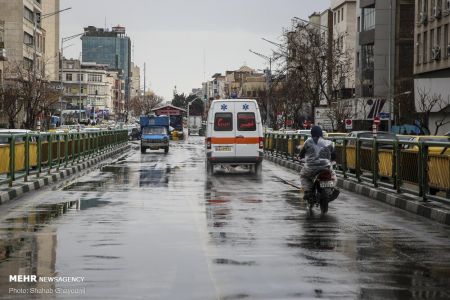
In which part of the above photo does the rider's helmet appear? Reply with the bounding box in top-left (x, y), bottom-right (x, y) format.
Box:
top-left (310, 125), bottom-right (323, 138)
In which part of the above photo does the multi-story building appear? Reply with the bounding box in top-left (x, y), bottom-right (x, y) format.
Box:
top-left (107, 70), bottom-right (125, 119)
top-left (130, 62), bottom-right (140, 99)
top-left (42, 0), bottom-right (60, 82)
top-left (61, 58), bottom-right (113, 119)
top-left (0, 0), bottom-right (60, 128)
top-left (355, 0), bottom-right (415, 130)
top-left (332, 0), bottom-right (357, 99)
top-left (414, 0), bottom-right (450, 135)
top-left (0, 0), bottom-right (46, 73)
top-left (81, 26), bottom-right (131, 107)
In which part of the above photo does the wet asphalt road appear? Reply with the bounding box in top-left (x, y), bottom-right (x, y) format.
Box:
top-left (0, 136), bottom-right (450, 299)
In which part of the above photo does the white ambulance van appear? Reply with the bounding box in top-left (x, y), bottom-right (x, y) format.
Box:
top-left (205, 99), bottom-right (264, 175)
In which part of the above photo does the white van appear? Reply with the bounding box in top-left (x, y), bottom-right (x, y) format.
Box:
top-left (205, 99), bottom-right (264, 174)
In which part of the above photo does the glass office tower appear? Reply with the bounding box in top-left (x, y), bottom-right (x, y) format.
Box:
top-left (82, 26), bottom-right (131, 106)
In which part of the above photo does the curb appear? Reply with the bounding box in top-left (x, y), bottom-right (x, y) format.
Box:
top-left (265, 153), bottom-right (450, 225)
top-left (0, 144), bottom-right (130, 205)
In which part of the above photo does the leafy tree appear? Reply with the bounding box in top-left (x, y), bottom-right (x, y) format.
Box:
top-left (171, 93), bottom-right (187, 109)
top-left (186, 94), bottom-right (204, 116)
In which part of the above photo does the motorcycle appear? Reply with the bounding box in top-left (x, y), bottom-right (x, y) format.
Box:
top-left (300, 160), bottom-right (339, 214)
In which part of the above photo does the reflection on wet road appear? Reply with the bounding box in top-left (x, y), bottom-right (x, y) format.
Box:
top-left (0, 137), bottom-right (450, 299)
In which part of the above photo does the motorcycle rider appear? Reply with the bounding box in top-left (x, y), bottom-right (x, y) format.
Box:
top-left (299, 125), bottom-right (340, 201)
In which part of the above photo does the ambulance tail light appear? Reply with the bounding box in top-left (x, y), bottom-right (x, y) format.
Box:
top-left (259, 137), bottom-right (264, 149)
top-left (206, 137), bottom-right (211, 149)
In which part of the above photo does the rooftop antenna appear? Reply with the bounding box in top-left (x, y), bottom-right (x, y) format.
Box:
top-left (104, 16), bottom-right (107, 30)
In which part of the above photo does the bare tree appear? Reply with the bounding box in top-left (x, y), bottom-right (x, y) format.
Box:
top-left (325, 99), bottom-right (354, 132)
top-left (416, 87), bottom-right (450, 135)
top-left (130, 91), bottom-right (163, 116)
top-left (3, 58), bottom-right (60, 129)
top-left (271, 21), bottom-right (353, 126)
top-left (0, 81), bottom-right (24, 129)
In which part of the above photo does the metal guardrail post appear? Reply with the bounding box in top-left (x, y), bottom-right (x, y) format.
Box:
top-left (48, 134), bottom-right (53, 175)
top-left (8, 136), bottom-right (15, 187)
top-left (418, 142), bottom-right (429, 201)
top-left (64, 134), bottom-right (69, 167)
top-left (37, 134), bottom-right (42, 177)
top-left (394, 139), bottom-right (402, 193)
top-left (342, 139), bottom-right (348, 179)
top-left (356, 138), bottom-right (362, 182)
top-left (372, 137), bottom-right (379, 187)
top-left (24, 134), bottom-right (30, 182)
top-left (57, 134), bottom-right (61, 171)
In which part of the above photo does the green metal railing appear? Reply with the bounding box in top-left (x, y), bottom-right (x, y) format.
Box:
top-left (0, 130), bottom-right (128, 187)
top-left (264, 132), bottom-right (450, 203)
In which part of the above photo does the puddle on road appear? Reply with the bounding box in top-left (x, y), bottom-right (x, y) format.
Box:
top-left (0, 197), bottom-right (111, 265)
top-left (64, 163), bottom-right (175, 191)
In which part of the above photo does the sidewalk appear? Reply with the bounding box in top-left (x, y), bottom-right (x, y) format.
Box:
top-left (0, 144), bottom-right (130, 205)
top-left (265, 153), bottom-right (450, 225)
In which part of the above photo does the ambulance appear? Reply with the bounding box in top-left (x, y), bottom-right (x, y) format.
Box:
top-left (205, 99), bottom-right (264, 175)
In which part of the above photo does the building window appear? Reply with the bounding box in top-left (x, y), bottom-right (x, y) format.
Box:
top-left (444, 25), bottom-right (448, 59)
top-left (338, 10), bottom-right (341, 23)
top-left (423, 31), bottom-right (428, 63)
top-left (361, 44), bottom-right (374, 97)
top-left (362, 7), bottom-right (376, 31)
top-left (24, 6), bottom-right (34, 23)
top-left (77, 73), bottom-right (84, 82)
top-left (417, 34), bottom-right (421, 64)
top-left (66, 73), bottom-right (72, 81)
top-left (341, 8), bottom-right (344, 21)
top-left (357, 17), bottom-right (360, 32)
top-left (437, 27), bottom-right (442, 52)
top-left (334, 12), bottom-right (337, 25)
top-left (23, 57), bottom-right (33, 70)
top-left (430, 29), bottom-right (434, 61)
top-left (88, 74), bottom-right (102, 82)
top-left (23, 32), bottom-right (33, 46)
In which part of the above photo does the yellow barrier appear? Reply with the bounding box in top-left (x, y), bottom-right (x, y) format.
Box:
top-left (428, 154), bottom-right (450, 189)
top-left (378, 150), bottom-right (393, 177)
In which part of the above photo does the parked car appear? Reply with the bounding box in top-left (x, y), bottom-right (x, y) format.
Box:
top-left (0, 130), bottom-right (35, 144)
top-left (404, 136), bottom-right (450, 155)
top-left (347, 131), bottom-right (397, 148)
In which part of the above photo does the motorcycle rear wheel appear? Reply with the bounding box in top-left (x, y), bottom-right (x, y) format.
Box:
top-left (319, 189), bottom-right (332, 214)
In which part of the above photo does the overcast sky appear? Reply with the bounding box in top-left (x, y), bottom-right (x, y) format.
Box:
top-left (61, 0), bottom-right (331, 100)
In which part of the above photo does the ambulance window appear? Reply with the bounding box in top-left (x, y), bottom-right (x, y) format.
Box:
top-left (237, 113), bottom-right (256, 131)
top-left (214, 113), bottom-right (233, 131)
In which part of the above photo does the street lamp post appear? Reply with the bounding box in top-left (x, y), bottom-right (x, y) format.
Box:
top-left (249, 49), bottom-right (272, 128)
top-left (187, 97), bottom-right (204, 134)
top-left (394, 90), bottom-right (412, 126)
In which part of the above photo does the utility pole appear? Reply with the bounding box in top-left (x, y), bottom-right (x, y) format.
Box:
top-left (143, 62), bottom-right (146, 97)
top-left (249, 49), bottom-right (272, 128)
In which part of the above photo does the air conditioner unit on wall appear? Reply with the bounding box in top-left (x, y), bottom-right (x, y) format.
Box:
top-left (419, 12), bottom-right (428, 24)
top-left (432, 47), bottom-right (441, 60)
top-left (433, 6), bottom-right (442, 18)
